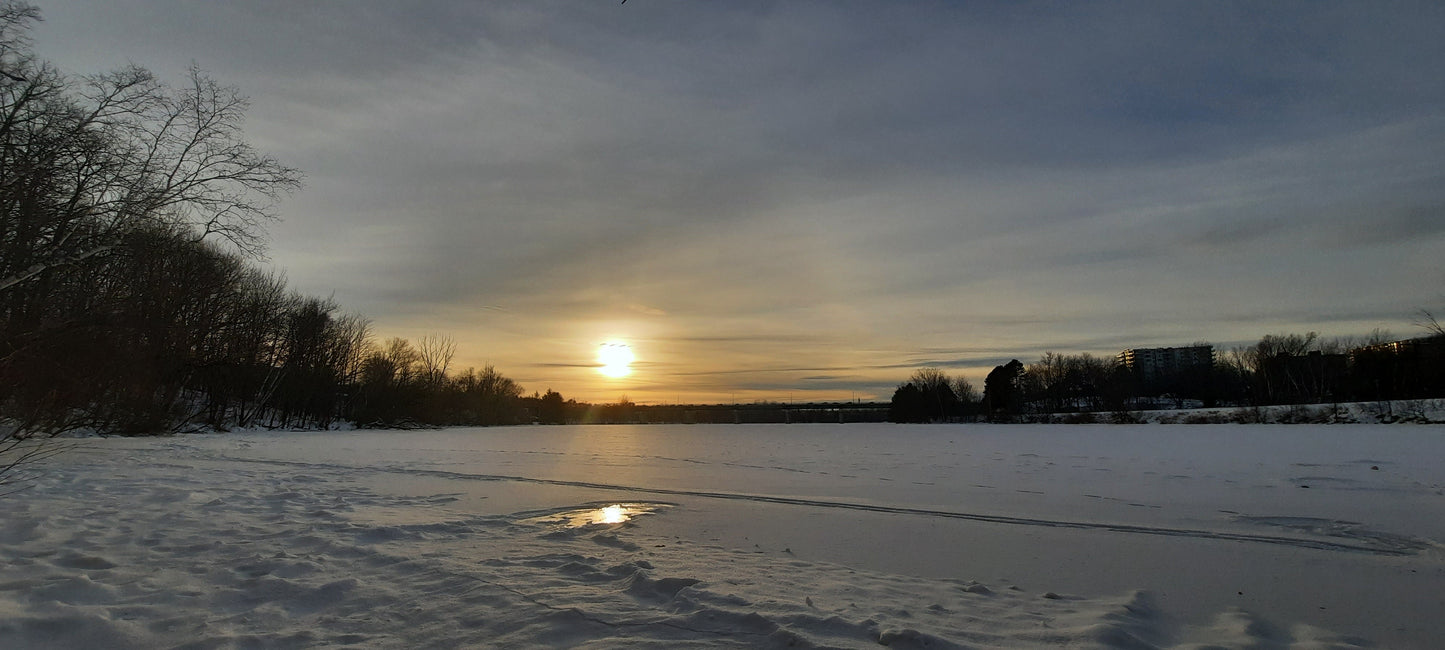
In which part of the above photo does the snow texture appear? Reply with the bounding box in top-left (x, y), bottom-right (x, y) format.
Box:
top-left (2, 424), bottom-right (1442, 648)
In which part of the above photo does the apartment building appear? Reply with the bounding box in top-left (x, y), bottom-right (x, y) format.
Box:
top-left (1116, 345), bottom-right (1214, 381)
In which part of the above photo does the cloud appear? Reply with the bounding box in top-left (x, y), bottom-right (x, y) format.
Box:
top-left (30, 1), bottom-right (1445, 402)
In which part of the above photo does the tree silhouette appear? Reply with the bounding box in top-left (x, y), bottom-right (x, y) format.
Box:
top-left (889, 368), bottom-right (964, 422)
top-left (983, 360), bottom-right (1024, 417)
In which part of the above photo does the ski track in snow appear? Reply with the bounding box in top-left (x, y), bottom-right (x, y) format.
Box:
top-left (4, 426), bottom-right (1442, 648)
top-left (207, 454), bottom-right (1437, 558)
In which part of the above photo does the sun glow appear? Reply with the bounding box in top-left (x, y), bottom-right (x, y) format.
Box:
top-left (516, 503), bottom-right (671, 528)
top-left (597, 342), bottom-right (634, 378)
top-left (596, 505), bottom-right (627, 524)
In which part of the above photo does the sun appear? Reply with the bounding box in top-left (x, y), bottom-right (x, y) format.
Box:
top-left (597, 342), bottom-right (634, 378)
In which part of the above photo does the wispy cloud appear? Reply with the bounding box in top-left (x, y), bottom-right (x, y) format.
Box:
top-left (33, 0), bottom-right (1445, 401)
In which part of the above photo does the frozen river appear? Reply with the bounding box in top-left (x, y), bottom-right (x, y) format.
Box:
top-left (2, 423), bottom-right (1443, 647)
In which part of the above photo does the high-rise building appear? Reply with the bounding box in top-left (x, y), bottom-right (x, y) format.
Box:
top-left (1116, 345), bottom-right (1214, 381)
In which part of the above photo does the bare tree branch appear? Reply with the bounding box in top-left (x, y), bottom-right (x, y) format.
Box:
top-left (1415, 308), bottom-right (1444, 338)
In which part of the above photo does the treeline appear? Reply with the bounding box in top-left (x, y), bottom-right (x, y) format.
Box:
top-left (890, 328), bottom-right (1445, 423)
top-left (4, 224), bottom-right (533, 433)
top-left (518, 396), bottom-right (891, 426)
top-left (0, 4), bottom-right (530, 437)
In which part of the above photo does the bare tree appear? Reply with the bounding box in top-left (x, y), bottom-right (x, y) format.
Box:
top-left (908, 367), bottom-right (952, 395)
top-left (890, 367), bottom-right (963, 422)
top-left (950, 377), bottom-right (978, 404)
top-left (1251, 332), bottom-right (1318, 363)
top-left (0, 432), bottom-right (72, 496)
top-left (1, 2), bottom-right (299, 482)
top-left (1415, 309), bottom-right (1444, 338)
top-left (0, 3), bottom-right (300, 297)
top-left (382, 337), bottom-right (420, 384)
top-left (417, 333), bottom-right (456, 387)
top-left (0, 64), bottom-right (301, 293)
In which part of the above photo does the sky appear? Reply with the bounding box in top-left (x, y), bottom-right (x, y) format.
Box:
top-left (31, 1), bottom-right (1445, 404)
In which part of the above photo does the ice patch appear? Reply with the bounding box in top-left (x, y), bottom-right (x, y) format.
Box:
top-left (2, 425), bottom-right (1441, 647)
top-left (516, 502), bottom-right (673, 528)
top-left (1233, 515), bottom-right (1440, 555)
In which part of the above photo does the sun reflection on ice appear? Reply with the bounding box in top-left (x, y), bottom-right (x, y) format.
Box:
top-left (520, 502), bottom-right (669, 528)
top-left (596, 504), bottom-right (628, 524)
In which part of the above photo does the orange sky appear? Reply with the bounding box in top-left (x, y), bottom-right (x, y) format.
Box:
top-left (37, 2), bottom-right (1445, 405)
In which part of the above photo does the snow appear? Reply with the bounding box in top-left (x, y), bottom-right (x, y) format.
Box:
top-left (2, 423), bottom-right (1443, 648)
top-left (1120, 399), bottom-right (1445, 425)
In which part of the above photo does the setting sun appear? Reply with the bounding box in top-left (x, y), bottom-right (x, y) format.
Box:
top-left (597, 342), bottom-right (634, 378)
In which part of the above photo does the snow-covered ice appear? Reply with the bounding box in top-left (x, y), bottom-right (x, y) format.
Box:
top-left (2, 423), bottom-right (1442, 648)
